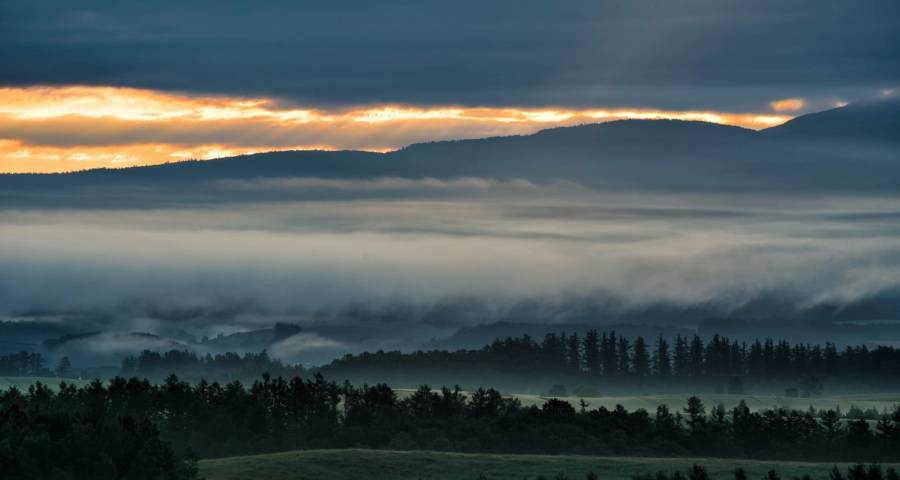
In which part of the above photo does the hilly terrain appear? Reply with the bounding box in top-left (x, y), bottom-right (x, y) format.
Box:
top-left (2, 100), bottom-right (899, 368)
top-left (2, 100), bottom-right (898, 207)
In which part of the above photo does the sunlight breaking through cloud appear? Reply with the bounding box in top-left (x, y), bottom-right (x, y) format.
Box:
top-left (0, 140), bottom-right (343, 173)
top-left (769, 98), bottom-right (806, 112)
top-left (0, 86), bottom-right (794, 173)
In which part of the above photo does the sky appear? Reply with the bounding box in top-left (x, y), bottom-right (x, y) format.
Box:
top-left (1, 0), bottom-right (898, 172)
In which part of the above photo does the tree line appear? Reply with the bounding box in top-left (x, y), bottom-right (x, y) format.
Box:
top-left (0, 351), bottom-right (50, 376)
top-left (632, 464), bottom-right (899, 480)
top-left (7, 332), bottom-right (898, 392)
top-left (120, 349), bottom-right (306, 382)
top-left (320, 332), bottom-right (900, 391)
top-left (1, 349), bottom-right (307, 383)
top-left (3, 374), bottom-right (899, 467)
top-left (632, 464), bottom-right (900, 480)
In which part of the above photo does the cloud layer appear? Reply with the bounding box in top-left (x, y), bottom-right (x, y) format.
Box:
top-left (3, 185), bottom-right (900, 338)
top-left (2, 1), bottom-right (897, 111)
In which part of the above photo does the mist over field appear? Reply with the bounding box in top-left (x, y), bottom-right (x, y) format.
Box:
top-left (4, 170), bottom-right (900, 362)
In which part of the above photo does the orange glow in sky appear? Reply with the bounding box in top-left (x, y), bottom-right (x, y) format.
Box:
top-left (0, 140), bottom-right (347, 173)
top-left (769, 98), bottom-right (806, 112)
top-left (0, 85), bottom-right (795, 173)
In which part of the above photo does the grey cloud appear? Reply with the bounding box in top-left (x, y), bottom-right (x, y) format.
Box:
top-left (1, 1), bottom-right (898, 110)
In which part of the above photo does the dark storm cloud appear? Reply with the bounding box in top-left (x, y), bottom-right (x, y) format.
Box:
top-left (1, 0), bottom-right (898, 110)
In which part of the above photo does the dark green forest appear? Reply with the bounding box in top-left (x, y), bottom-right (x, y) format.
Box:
top-left (8, 333), bottom-right (899, 392)
top-left (4, 333), bottom-right (900, 479)
top-left (106, 333), bottom-right (900, 391)
top-left (0, 351), bottom-right (52, 376)
top-left (3, 373), bottom-right (900, 479)
top-left (321, 332), bottom-right (899, 392)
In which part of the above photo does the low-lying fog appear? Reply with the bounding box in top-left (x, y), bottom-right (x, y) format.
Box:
top-left (3, 178), bottom-right (900, 363)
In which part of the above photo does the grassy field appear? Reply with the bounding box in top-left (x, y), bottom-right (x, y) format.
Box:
top-left (394, 390), bottom-right (900, 414)
top-left (199, 449), bottom-right (900, 480)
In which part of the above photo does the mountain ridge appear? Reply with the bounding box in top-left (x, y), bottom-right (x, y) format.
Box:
top-left (1, 101), bottom-right (898, 199)
top-left (762, 98), bottom-right (900, 141)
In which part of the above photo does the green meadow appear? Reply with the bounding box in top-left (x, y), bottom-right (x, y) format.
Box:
top-left (199, 449), bottom-right (899, 480)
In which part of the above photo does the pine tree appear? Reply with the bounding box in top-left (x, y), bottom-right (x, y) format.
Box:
top-left (747, 340), bottom-right (764, 378)
top-left (763, 339), bottom-right (775, 375)
top-left (688, 464), bottom-right (709, 480)
top-left (689, 335), bottom-right (704, 377)
top-left (673, 335), bottom-right (689, 377)
top-left (684, 396), bottom-right (707, 434)
top-left (705, 335), bottom-right (723, 376)
top-left (654, 336), bottom-right (671, 377)
top-left (567, 333), bottom-right (582, 373)
top-left (542, 333), bottom-right (566, 372)
top-left (617, 336), bottom-right (631, 376)
top-left (632, 336), bottom-right (650, 377)
top-left (55, 356), bottom-right (73, 378)
top-left (601, 332), bottom-right (618, 376)
top-left (583, 330), bottom-right (600, 376)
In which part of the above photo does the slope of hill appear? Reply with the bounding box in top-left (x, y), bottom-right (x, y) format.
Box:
top-left (762, 99), bottom-right (900, 142)
top-left (199, 449), bottom-right (900, 480)
top-left (42, 331), bottom-right (188, 367)
top-left (1, 120), bottom-right (760, 189)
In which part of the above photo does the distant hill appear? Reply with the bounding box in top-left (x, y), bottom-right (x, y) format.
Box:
top-left (42, 331), bottom-right (188, 367)
top-left (762, 99), bottom-right (900, 142)
top-left (0, 320), bottom-right (75, 354)
top-left (201, 323), bottom-right (302, 351)
top-left (2, 100), bottom-right (899, 206)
